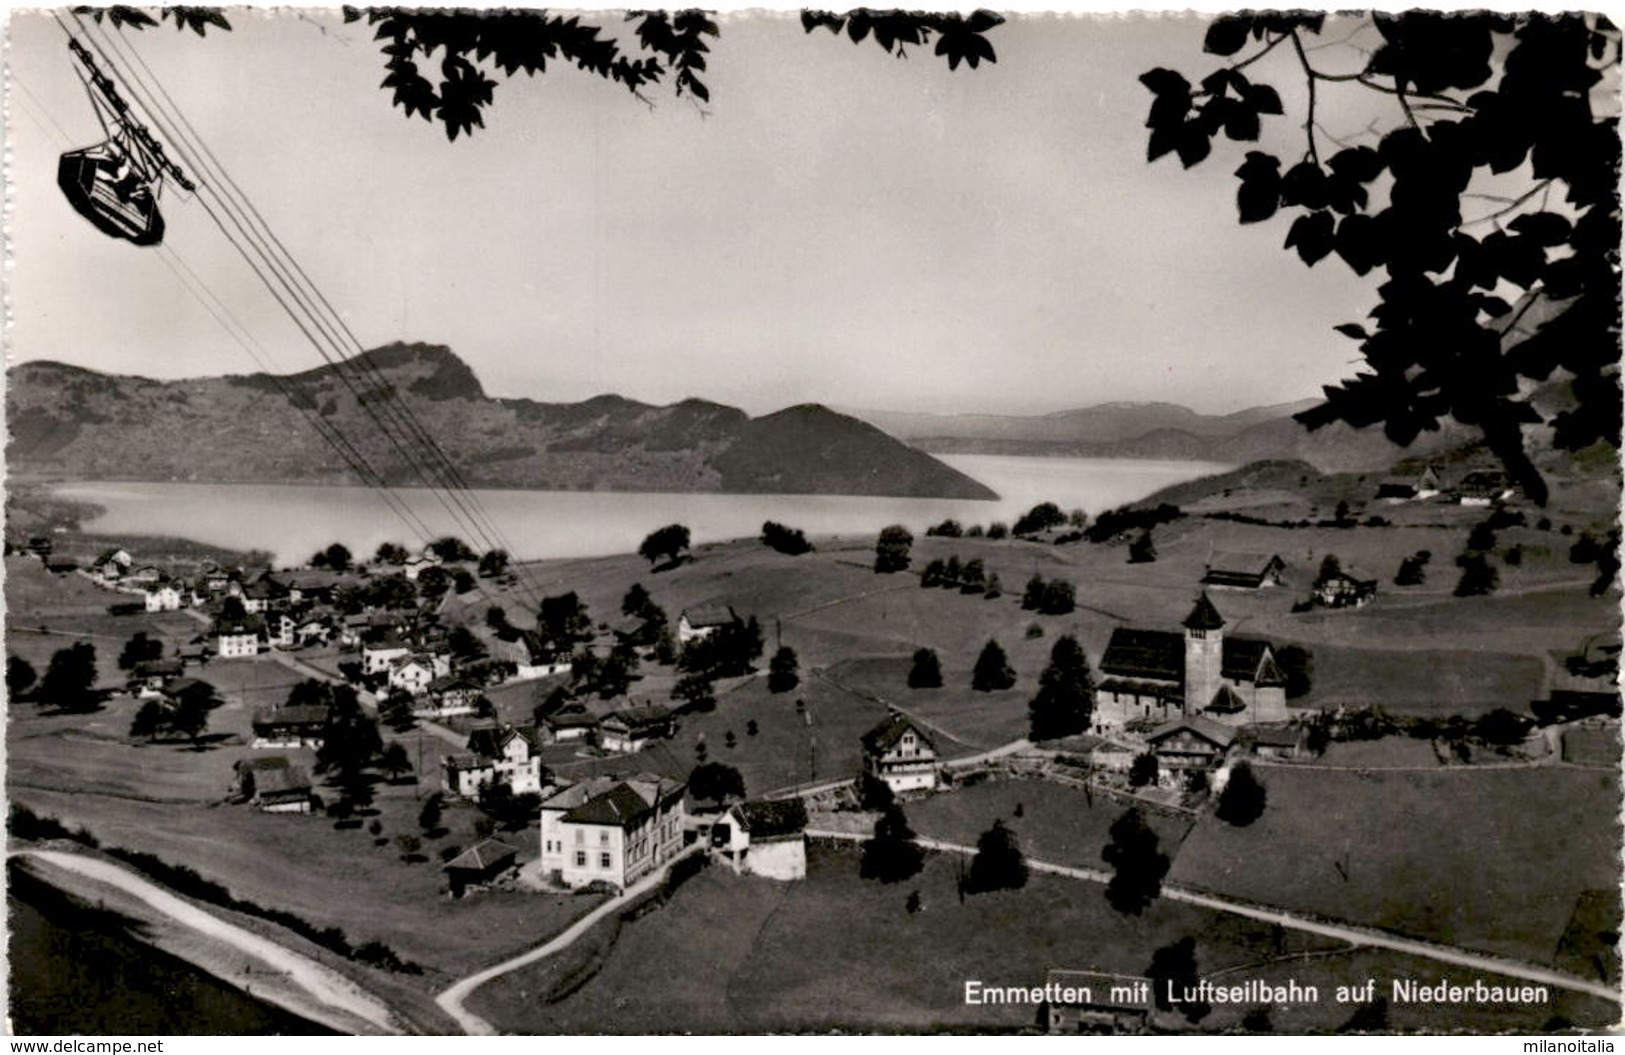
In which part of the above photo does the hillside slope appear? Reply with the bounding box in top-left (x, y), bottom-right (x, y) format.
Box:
top-left (7, 344), bottom-right (996, 500)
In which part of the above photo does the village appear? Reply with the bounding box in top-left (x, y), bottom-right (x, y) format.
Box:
top-left (6, 453), bottom-right (1621, 1034)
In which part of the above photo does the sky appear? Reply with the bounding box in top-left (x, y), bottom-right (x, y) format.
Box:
top-left (5, 8), bottom-right (1396, 417)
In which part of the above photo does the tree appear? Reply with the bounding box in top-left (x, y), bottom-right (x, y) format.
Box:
top-left (130, 698), bottom-right (166, 740)
top-left (1466, 520), bottom-right (1499, 553)
top-left (1038, 580), bottom-right (1075, 615)
top-left (746, 718), bottom-right (759, 737)
top-left (768, 646), bottom-right (800, 693)
top-left (638, 524), bottom-right (692, 568)
top-left (1021, 575), bottom-right (1046, 610)
top-left (673, 671), bottom-right (717, 712)
top-left (926, 518), bottom-right (963, 538)
top-left (860, 804), bottom-right (924, 883)
top-left (621, 583), bottom-right (655, 618)
top-left (1013, 501), bottom-right (1066, 536)
top-left (1317, 554), bottom-right (1343, 585)
top-left (428, 536), bottom-right (476, 562)
top-left (970, 639), bottom-right (1015, 692)
top-left (118, 632), bottom-right (163, 671)
top-left (1395, 549), bottom-right (1432, 585)
top-left (686, 762), bottom-right (745, 803)
top-left (418, 792), bottom-right (444, 836)
top-left (477, 548), bottom-right (510, 577)
top-left (873, 525), bottom-right (913, 574)
top-left (381, 742), bottom-right (413, 782)
top-left (537, 591), bottom-right (592, 652)
top-left (1128, 751), bottom-right (1159, 788)
top-left (724, 729), bottom-right (737, 749)
top-left (374, 541), bottom-right (408, 565)
top-left (1128, 529), bottom-right (1158, 564)
top-left (220, 596), bottom-right (248, 622)
top-left (321, 542), bottom-right (353, 571)
top-left (962, 819), bottom-right (1028, 894)
top-left (760, 520), bottom-right (813, 555)
top-left (857, 771), bottom-right (895, 812)
top-left (40, 642), bottom-right (98, 711)
top-left (1142, 13), bottom-right (1621, 505)
top-left (1273, 644), bottom-right (1315, 700)
top-left (1454, 552), bottom-right (1500, 596)
top-left (395, 833), bottom-right (423, 862)
top-left (168, 681), bottom-right (218, 745)
top-left (1340, 997), bottom-right (1391, 1033)
top-left (1028, 634), bottom-right (1095, 741)
top-left (1102, 807), bottom-right (1170, 914)
top-left (7, 655), bottom-right (37, 699)
top-left (1147, 936), bottom-right (1211, 1023)
top-left (957, 558), bottom-right (986, 594)
top-left (414, 565), bottom-right (451, 600)
top-left (907, 648), bottom-right (943, 689)
top-left (452, 569), bottom-right (477, 594)
top-left (1216, 762), bottom-right (1268, 825)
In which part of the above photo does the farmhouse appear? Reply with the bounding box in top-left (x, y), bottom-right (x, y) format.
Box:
top-left (388, 651), bottom-right (450, 696)
top-left (1201, 552), bottom-right (1285, 590)
top-left (1313, 569), bottom-right (1378, 609)
top-left (443, 838), bottom-right (519, 897)
top-left (860, 712), bottom-right (941, 795)
top-left (214, 617), bottom-right (265, 658)
top-left (1245, 724), bottom-right (1308, 760)
top-left (130, 658), bottom-right (185, 696)
top-left (1455, 469), bottom-right (1516, 506)
top-left (543, 708), bottom-right (600, 743)
top-left (251, 704), bottom-right (330, 749)
top-left (442, 723), bottom-right (544, 797)
top-left (711, 799), bottom-right (808, 880)
top-left (538, 773), bottom-right (687, 891)
top-left (678, 604), bottom-right (739, 644)
top-left (417, 676), bottom-right (483, 718)
top-left (489, 628), bottom-right (573, 680)
top-left (598, 704), bottom-right (675, 753)
top-left (230, 757), bottom-right (313, 814)
top-left (1095, 594), bottom-right (1289, 733)
top-left (1377, 465), bottom-right (1442, 502)
top-left (1145, 715), bottom-right (1237, 776)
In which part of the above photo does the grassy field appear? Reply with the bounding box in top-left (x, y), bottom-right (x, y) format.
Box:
top-left (466, 841), bottom-right (1614, 1033)
top-left (1168, 765), bottom-right (1622, 965)
top-left (906, 775), bottom-right (1193, 872)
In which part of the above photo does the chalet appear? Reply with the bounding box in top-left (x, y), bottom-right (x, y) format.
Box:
top-left (1201, 552), bottom-right (1285, 590)
top-left (1042, 969), bottom-right (1153, 1034)
top-left (1145, 716), bottom-right (1236, 776)
top-left (1456, 469), bottom-right (1516, 506)
top-left (129, 658), bottom-right (185, 697)
top-left (178, 640), bottom-right (210, 667)
top-left (234, 578), bottom-right (284, 614)
top-left (1095, 594), bottom-right (1288, 733)
top-left (158, 677), bottom-right (217, 710)
top-left (92, 548), bottom-right (133, 581)
top-left (677, 604), bottom-right (738, 645)
top-left (214, 617), bottom-right (265, 658)
top-left (388, 652), bottom-right (450, 696)
top-left (295, 616), bottom-right (333, 647)
top-left (442, 723), bottom-right (544, 797)
top-left (860, 712), bottom-right (940, 795)
top-left (251, 704), bottom-right (330, 749)
top-left (1245, 724), bottom-right (1308, 761)
top-left (271, 569), bottom-right (345, 605)
top-left (264, 611), bottom-right (299, 649)
top-left (363, 636), bottom-right (413, 675)
top-left (598, 704), bottom-right (675, 753)
top-left (417, 676), bottom-right (483, 718)
top-left (489, 629), bottom-right (573, 680)
top-left (230, 757), bottom-right (312, 814)
top-left (538, 773), bottom-right (687, 891)
top-left (143, 583), bottom-right (184, 612)
top-left (712, 799), bottom-right (808, 880)
top-left (1313, 569), bottom-right (1378, 609)
top-left (543, 708), bottom-right (600, 744)
top-left (1376, 465), bottom-right (1442, 502)
top-left (126, 565), bottom-right (163, 586)
top-left (442, 838), bottom-right (519, 897)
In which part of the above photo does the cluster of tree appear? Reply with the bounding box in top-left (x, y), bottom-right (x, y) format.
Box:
top-left (476, 782), bottom-right (543, 832)
top-left (1084, 504), bottom-right (1182, 544)
top-left (374, 542), bottom-right (409, 565)
top-left (568, 640), bottom-right (640, 700)
top-left (639, 524), bottom-right (691, 569)
top-left (477, 548), bottom-right (510, 578)
top-left (907, 648), bottom-right (943, 689)
top-left (1102, 807), bottom-right (1170, 914)
top-left (1013, 502), bottom-right (1084, 537)
top-left (1215, 762), bottom-right (1267, 825)
top-left (679, 615), bottom-right (764, 680)
top-left (427, 536), bottom-right (477, 563)
top-left (767, 646), bottom-right (799, 693)
top-left (307, 681), bottom-right (385, 808)
top-left (1569, 528), bottom-right (1622, 597)
top-left (873, 525), bottom-right (913, 573)
top-left (414, 563), bottom-right (477, 600)
top-left (1147, 937), bottom-right (1211, 1023)
top-left (1273, 644), bottom-right (1314, 700)
top-left (1394, 549), bottom-right (1433, 586)
top-left (117, 631), bottom-right (165, 671)
top-left (334, 573), bottom-right (418, 613)
top-left (971, 639), bottom-right (1016, 692)
top-left (1021, 575), bottom-right (1076, 615)
top-left (924, 518), bottom-right (965, 537)
top-left (760, 520), bottom-right (813, 556)
top-left (130, 679), bottom-right (221, 745)
top-left (1128, 751), bottom-right (1159, 788)
top-left (309, 542), bottom-right (353, 571)
top-left (919, 555), bottom-right (1000, 597)
top-left (1127, 530), bottom-right (1157, 564)
top-left (1027, 634), bottom-right (1096, 741)
top-left (1454, 521), bottom-right (1501, 598)
top-left (536, 591), bottom-right (593, 655)
top-left (619, 583), bottom-right (675, 660)
top-left (688, 761), bottom-right (746, 803)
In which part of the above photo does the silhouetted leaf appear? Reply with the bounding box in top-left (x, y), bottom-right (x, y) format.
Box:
top-left (1204, 16), bottom-right (1254, 56)
top-left (1284, 209), bottom-right (1335, 265)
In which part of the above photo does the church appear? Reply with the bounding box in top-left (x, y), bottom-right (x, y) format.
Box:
top-left (1094, 593), bottom-right (1288, 733)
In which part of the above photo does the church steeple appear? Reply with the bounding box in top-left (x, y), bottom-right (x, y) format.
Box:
top-left (1183, 592), bottom-right (1225, 716)
top-left (1183, 592), bottom-right (1226, 632)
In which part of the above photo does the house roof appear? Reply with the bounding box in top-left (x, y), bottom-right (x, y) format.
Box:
top-left (132, 658), bottom-right (184, 679)
top-left (1222, 637), bottom-right (1280, 684)
top-left (466, 724), bottom-right (535, 759)
top-left (237, 755), bottom-right (292, 773)
top-left (1207, 551), bottom-right (1281, 574)
top-left (547, 773), bottom-right (685, 829)
top-left (252, 704), bottom-right (330, 730)
top-left (253, 765), bottom-right (311, 795)
top-left (442, 838), bottom-right (518, 873)
top-left (1182, 593), bottom-right (1226, 631)
top-left (429, 675), bottom-right (481, 694)
top-left (1147, 715), bottom-right (1237, 749)
top-left (733, 799), bottom-right (808, 839)
top-left (1206, 683), bottom-right (1247, 715)
top-left (160, 677), bottom-right (210, 699)
top-left (681, 604), bottom-right (737, 629)
top-left (215, 616), bottom-right (266, 636)
top-left (861, 712), bottom-right (935, 755)
top-left (1100, 628), bottom-right (1183, 682)
top-left (545, 708), bottom-right (600, 730)
top-left (1247, 725), bottom-right (1303, 748)
top-left (601, 704), bottom-right (672, 733)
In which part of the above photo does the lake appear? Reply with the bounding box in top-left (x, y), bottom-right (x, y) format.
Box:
top-left (51, 455), bottom-right (1228, 566)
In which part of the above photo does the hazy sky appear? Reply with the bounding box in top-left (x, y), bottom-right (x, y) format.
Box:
top-left (6, 8), bottom-right (1392, 416)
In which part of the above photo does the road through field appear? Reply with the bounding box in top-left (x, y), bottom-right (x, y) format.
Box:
top-left (14, 849), bottom-right (402, 1034)
top-left (804, 830), bottom-right (1620, 1004)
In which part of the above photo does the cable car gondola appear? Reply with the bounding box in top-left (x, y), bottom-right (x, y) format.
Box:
top-left (58, 128), bottom-right (166, 246)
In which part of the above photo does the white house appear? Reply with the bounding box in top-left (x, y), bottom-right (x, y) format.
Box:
top-left (538, 773), bottom-right (687, 891)
top-left (214, 617), bottom-right (265, 658)
top-left (416, 676), bottom-right (483, 718)
top-left (677, 604), bottom-right (738, 644)
top-left (442, 724), bottom-right (544, 797)
top-left (860, 712), bottom-right (940, 795)
top-left (597, 704), bottom-right (675, 753)
top-left (363, 637), bottom-right (413, 675)
top-left (388, 652), bottom-right (450, 696)
top-left (712, 799), bottom-right (808, 880)
top-left (144, 583), bottom-right (184, 612)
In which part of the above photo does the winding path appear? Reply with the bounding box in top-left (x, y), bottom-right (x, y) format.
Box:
top-left (14, 849), bottom-right (402, 1034)
top-left (804, 830), bottom-right (1619, 1004)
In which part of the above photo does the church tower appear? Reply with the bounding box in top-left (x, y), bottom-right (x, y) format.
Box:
top-left (1183, 592), bottom-right (1226, 716)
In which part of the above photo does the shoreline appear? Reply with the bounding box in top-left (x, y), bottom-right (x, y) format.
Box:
top-left (10, 848), bottom-right (406, 1036)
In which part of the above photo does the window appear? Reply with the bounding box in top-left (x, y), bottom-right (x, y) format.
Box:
top-left (574, 851), bottom-right (586, 867)
top-left (574, 828), bottom-right (584, 845)
top-left (600, 852), bottom-right (612, 870)
top-left (600, 830), bottom-right (610, 846)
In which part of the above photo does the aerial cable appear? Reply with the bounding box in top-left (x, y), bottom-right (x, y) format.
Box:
top-left (74, 15), bottom-right (546, 608)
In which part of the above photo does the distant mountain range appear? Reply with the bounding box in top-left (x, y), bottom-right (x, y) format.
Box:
top-left (842, 398), bottom-right (1476, 473)
top-left (7, 344), bottom-right (996, 500)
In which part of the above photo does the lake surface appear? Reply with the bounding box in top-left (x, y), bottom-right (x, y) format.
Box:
top-left (52, 455), bottom-right (1228, 566)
